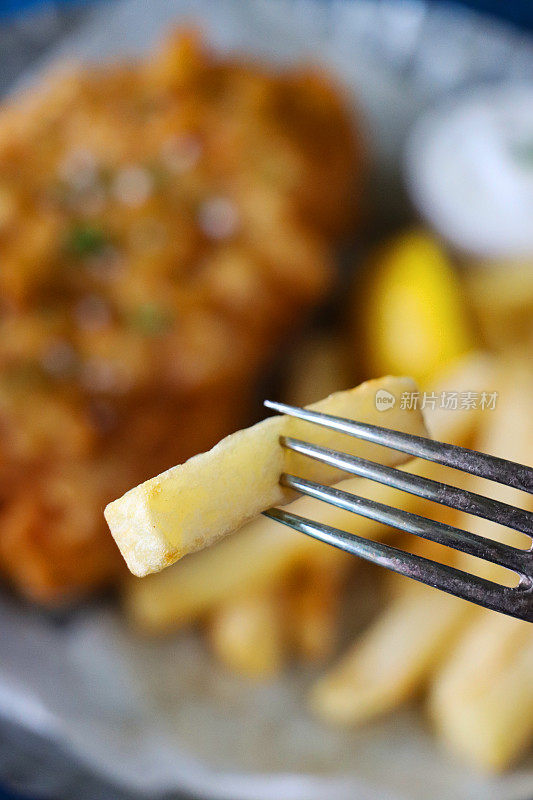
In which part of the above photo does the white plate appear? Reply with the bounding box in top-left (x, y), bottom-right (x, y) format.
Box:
top-left (2, 2), bottom-right (533, 798)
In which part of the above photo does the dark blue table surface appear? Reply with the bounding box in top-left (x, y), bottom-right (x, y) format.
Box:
top-left (0, 1), bottom-right (531, 798)
top-left (0, 0), bottom-right (533, 29)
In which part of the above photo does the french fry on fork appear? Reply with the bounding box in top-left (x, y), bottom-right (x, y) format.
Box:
top-left (107, 377), bottom-right (427, 577)
top-left (123, 353), bottom-right (492, 634)
top-left (123, 470), bottom-right (419, 633)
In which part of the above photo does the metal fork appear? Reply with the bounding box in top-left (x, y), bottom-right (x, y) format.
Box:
top-left (262, 400), bottom-right (533, 622)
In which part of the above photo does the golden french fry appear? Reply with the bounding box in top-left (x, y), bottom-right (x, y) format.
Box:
top-left (123, 523), bottom-right (313, 632)
top-left (422, 350), bottom-right (497, 444)
top-left (428, 612), bottom-right (533, 772)
top-left (283, 333), bottom-right (350, 407)
top-left (428, 355), bottom-right (533, 771)
top-left (309, 540), bottom-right (475, 726)
top-left (453, 354), bottom-right (533, 583)
top-left (310, 353), bottom-right (533, 729)
top-left (106, 376), bottom-right (426, 577)
top-left (208, 590), bottom-right (284, 680)
top-left (285, 547), bottom-right (352, 663)
top-left (409, 352), bottom-right (531, 585)
top-left (464, 352), bottom-right (533, 482)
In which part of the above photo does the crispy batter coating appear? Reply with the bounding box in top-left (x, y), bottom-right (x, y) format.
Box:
top-left (0, 29), bottom-right (359, 604)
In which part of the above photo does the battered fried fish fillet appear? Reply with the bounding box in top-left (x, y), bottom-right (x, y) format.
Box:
top-left (0, 29), bottom-right (360, 604)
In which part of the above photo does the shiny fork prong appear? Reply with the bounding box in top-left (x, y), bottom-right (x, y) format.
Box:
top-left (281, 436), bottom-right (533, 537)
top-left (265, 400), bottom-right (533, 494)
top-left (280, 474), bottom-right (531, 576)
top-left (262, 508), bottom-right (533, 622)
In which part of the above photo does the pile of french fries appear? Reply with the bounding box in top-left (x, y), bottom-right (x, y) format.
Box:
top-left (122, 230), bottom-right (533, 774)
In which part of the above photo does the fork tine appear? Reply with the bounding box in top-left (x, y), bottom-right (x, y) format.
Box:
top-left (280, 473), bottom-right (530, 575)
top-left (265, 400), bottom-right (533, 495)
top-left (263, 508), bottom-right (533, 622)
top-left (281, 436), bottom-right (533, 537)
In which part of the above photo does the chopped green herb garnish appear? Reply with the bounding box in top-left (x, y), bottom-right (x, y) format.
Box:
top-left (128, 303), bottom-right (174, 336)
top-left (66, 224), bottom-right (108, 258)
